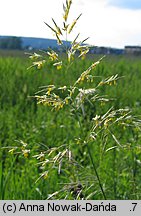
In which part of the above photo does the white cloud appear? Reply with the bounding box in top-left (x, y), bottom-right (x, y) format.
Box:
top-left (73, 0), bottom-right (141, 48)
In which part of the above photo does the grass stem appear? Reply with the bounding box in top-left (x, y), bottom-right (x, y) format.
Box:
top-left (86, 142), bottom-right (107, 200)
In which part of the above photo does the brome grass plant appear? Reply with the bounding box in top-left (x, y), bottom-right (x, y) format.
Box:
top-left (5, 0), bottom-right (141, 200)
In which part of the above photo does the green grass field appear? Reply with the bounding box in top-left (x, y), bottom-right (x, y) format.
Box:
top-left (0, 50), bottom-right (141, 199)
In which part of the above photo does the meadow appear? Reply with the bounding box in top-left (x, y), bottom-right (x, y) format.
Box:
top-left (0, 50), bottom-right (141, 199)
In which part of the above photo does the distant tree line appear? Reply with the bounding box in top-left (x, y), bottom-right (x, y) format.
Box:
top-left (0, 37), bottom-right (22, 50)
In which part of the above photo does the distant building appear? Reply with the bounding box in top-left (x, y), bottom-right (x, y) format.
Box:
top-left (89, 46), bottom-right (124, 55)
top-left (124, 46), bottom-right (141, 55)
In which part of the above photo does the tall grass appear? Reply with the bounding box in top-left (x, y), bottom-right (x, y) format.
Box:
top-left (22, 0), bottom-right (141, 200)
top-left (1, 50), bottom-right (141, 199)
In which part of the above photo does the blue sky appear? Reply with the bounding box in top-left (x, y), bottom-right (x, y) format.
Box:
top-left (0, 0), bottom-right (141, 48)
top-left (108, 0), bottom-right (141, 10)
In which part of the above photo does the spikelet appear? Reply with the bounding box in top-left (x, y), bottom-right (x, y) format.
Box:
top-left (44, 21), bottom-right (57, 34)
top-left (34, 60), bottom-right (46, 69)
top-left (62, 22), bottom-right (69, 31)
top-left (28, 52), bottom-right (42, 60)
top-left (52, 18), bottom-right (62, 35)
top-left (53, 61), bottom-right (62, 70)
top-left (55, 33), bottom-right (63, 45)
top-left (78, 47), bottom-right (89, 59)
top-left (74, 60), bottom-right (100, 85)
top-left (71, 33), bottom-right (80, 46)
top-left (27, 60), bottom-right (46, 70)
top-left (47, 50), bottom-right (58, 61)
top-left (44, 21), bottom-right (63, 44)
top-left (68, 49), bottom-right (75, 62)
top-left (63, 0), bottom-right (72, 22)
top-left (68, 14), bottom-right (82, 34)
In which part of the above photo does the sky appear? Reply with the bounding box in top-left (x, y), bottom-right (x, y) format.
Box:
top-left (0, 0), bottom-right (141, 48)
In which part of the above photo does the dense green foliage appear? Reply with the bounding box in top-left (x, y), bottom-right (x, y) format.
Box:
top-left (0, 50), bottom-right (141, 199)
